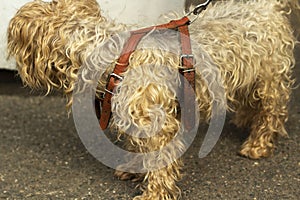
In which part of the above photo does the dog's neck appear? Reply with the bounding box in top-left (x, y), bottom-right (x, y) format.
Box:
top-left (98, 0), bottom-right (185, 27)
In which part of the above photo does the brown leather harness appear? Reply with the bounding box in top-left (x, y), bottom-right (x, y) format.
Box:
top-left (95, 1), bottom-right (211, 130)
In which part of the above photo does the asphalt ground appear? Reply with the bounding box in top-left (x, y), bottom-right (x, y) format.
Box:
top-left (1, 3), bottom-right (300, 200)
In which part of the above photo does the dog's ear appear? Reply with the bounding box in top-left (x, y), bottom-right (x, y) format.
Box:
top-left (7, 1), bottom-right (59, 91)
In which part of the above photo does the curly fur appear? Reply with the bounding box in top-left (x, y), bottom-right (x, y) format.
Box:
top-left (7, 0), bottom-right (123, 107)
top-left (191, 0), bottom-right (297, 160)
top-left (7, 0), bottom-right (299, 199)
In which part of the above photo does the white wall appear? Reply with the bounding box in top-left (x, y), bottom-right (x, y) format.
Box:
top-left (100, 0), bottom-right (185, 26)
top-left (0, 0), bottom-right (31, 70)
top-left (0, 0), bottom-right (185, 70)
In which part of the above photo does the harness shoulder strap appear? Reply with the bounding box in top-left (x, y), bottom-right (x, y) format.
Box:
top-left (178, 24), bottom-right (196, 131)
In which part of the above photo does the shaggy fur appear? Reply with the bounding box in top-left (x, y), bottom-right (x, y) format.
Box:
top-left (7, 0), bottom-right (299, 199)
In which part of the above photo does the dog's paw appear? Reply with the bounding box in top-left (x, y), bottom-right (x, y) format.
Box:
top-left (133, 196), bottom-right (143, 200)
top-left (239, 144), bottom-right (273, 159)
top-left (133, 194), bottom-right (154, 200)
top-left (114, 170), bottom-right (144, 182)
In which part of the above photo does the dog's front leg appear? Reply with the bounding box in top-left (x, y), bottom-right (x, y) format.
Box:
top-left (114, 82), bottom-right (183, 200)
top-left (131, 83), bottom-right (183, 200)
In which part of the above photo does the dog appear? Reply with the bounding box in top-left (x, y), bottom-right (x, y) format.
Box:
top-left (7, 0), bottom-right (299, 199)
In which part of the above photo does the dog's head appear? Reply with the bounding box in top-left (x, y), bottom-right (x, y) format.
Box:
top-left (7, 0), bottom-right (102, 94)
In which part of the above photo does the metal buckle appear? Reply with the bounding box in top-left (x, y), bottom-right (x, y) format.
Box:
top-left (180, 54), bottom-right (195, 73)
top-left (180, 54), bottom-right (194, 61)
top-left (110, 73), bottom-right (123, 81)
top-left (98, 89), bottom-right (115, 100)
top-left (100, 73), bottom-right (123, 100)
top-left (180, 54), bottom-right (194, 65)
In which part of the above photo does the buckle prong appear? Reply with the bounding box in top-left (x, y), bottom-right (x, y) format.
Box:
top-left (180, 54), bottom-right (194, 60)
top-left (105, 89), bottom-right (115, 95)
top-left (182, 68), bottom-right (195, 73)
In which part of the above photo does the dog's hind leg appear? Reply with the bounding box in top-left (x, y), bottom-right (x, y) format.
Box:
top-left (231, 103), bottom-right (258, 128)
top-left (239, 70), bottom-right (293, 159)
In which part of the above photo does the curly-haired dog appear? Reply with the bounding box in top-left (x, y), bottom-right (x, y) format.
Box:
top-left (7, 0), bottom-right (299, 199)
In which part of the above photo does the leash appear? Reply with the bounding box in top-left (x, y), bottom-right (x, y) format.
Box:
top-left (96, 0), bottom-right (212, 130)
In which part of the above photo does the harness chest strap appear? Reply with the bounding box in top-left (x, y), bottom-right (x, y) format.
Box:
top-left (97, 16), bottom-right (195, 130)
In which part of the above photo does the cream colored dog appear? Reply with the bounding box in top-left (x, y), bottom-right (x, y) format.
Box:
top-left (7, 0), bottom-right (299, 199)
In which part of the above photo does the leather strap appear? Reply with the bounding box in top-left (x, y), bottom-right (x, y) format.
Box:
top-left (178, 24), bottom-right (195, 131)
top-left (99, 32), bottom-right (147, 129)
top-left (98, 16), bottom-right (195, 130)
